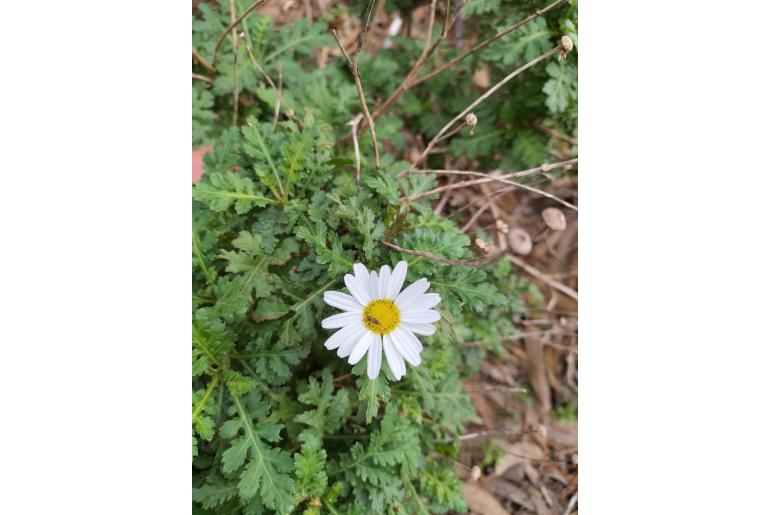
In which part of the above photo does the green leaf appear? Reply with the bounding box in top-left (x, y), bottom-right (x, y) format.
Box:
top-left (253, 298), bottom-right (290, 321)
top-left (193, 476), bottom-right (239, 510)
top-left (296, 370), bottom-right (350, 443)
top-left (544, 61), bottom-right (577, 113)
top-left (294, 441), bottom-right (328, 503)
top-left (193, 172), bottom-right (273, 214)
top-left (222, 394), bottom-right (295, 512)
top-left (357, 376), bottom-right (391, 425)
top-left (192, 311), bottom-right (233, 375)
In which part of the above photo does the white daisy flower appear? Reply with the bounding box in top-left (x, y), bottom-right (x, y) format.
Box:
top-left (321, 261), bottom-right (441, 380)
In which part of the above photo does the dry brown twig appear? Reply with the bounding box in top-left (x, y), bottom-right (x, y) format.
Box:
top-left (192, 73), bottom-right (213, 84)
top-left (508, 254), bottom-right (578, 301)
top-left (410, 38), bottom-right (572, 170)
top-left (381, 240), bottom-right (506, 266)
top-left (212, 0), bottom-right (266, 68)
top-left (331, 2), bottom-right (381, 169)
top-left (229, 0), bottom-right (239, 126)
top-left (272, 64), bottom-right (283, 129)
top-left (192, 48), bottom-right (216, 74)
top-left (402, 158), bottom-right (578, 211)
top-left (412, 0), bottom-right (568, 88)
top-left (348, 113), bottom-right (364, 185)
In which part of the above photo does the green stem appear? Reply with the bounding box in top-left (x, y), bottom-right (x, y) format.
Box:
top-left (193, 375), bottom-right (220, 420)
top-left (251, 125), bottom-right (286, 200)
top-left (193, 231), bottom-right (216, 285)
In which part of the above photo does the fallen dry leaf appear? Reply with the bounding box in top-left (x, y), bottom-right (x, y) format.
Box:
top-left (485, 477), bottom-right (536, 512)
top-left (461, 481), bottom-right (509, 515)
top-left (493, 439), bottom-right (546, 476)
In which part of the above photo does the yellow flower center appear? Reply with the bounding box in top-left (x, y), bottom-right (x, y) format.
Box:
top-left (362, 299), bottom-right (400, 335)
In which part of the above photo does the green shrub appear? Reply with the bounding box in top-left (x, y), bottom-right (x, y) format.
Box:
top-left (193, 1), bottom-right (576, 512)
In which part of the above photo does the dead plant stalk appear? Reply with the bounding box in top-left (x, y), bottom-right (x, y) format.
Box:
top-left (410, 42), bottom-right (567, 170)
top-left (331, 4), bottom-right (381, 169)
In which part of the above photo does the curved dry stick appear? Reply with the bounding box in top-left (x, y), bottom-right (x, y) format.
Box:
top-left (332, 28), bottom-right (381, 168)
top-left (381, 240), bottom-right (506, 266)
top-left (411, 43), bottom-right (565, 170)
top-left (411, 0), bottom-right (568, 88)
top-left (211, 0), bottom-right (266, 68)
top-left (402, 158), bottom-right (579, 211)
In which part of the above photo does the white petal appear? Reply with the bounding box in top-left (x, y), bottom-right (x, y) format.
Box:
top-left (402, 292), bottom-right (441, 310)
top-left (353, 263), bottom-right (374, 297)
top-left (400, 309), bottom-right (441, 324)
top-left (369, 270), bottom-right (379, 299)
top-left (337, 324), bottom-right (367, 357)
top-left (348, 331), bottom-right (375, 365)
top-left (378, 265), bottom-right (391, 299)
top-left (391, 327), bottom-right (421, 366)
top-left (321, 311), bottom-right (362, 329)
top-left (395, 278), bottom-right (430, 309)
top-left (324, 321), bottom-right (364, 350)
top-left (353, 263), bottom-right (369, 282)
top-left (397, 326), bottom-right (424, 352)
top-left (383, 334), bottom-right (405, 380)
top-left (344, 273), bottom-right (371, 306)
top-left (401, 322), bottom-right (436, 336)
top-left (324, 291), bottom-right (363, 312)
top-left (387, 261), bottom-right (408, 299)
top-left (366, 335), bottom-right (383, 379)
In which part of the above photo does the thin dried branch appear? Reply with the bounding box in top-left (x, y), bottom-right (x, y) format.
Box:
top-left (463, 331), bottom-right (578, 353)
top-left (348, 113), bottom-right (364, 185)
top-left (272, 64), bottom-right (283, 129)
top-left (411, 0), bottom-right (568, 88)
top-left (212, 0), bottom-right (266, 68)
top-left (381, 240), bottom-right (505, 266)
top-left (229, 0), bottom-right (239, 126)
top-left (507, 254), bottom-right (578, 301)
top-left (402, 158), bottom-right (579, 211)
top-left (411, 41), bottom-right (568, 169)
top-left (244, 33), bottom-right (277, 91)
top-left (405, 157), bottom-right (577, 181)
top-left (369, 0), bottom-right (439, 121)
top-left (460, 427), bottom-right (531, 441)
top-left (534, 120), bottom-right (578, 146)
top-left (332, 28), bottom-right (381, 168)
top-left (192, 73), bottom-right (213, 84)
top-left (460, 201), bottom-right (490, 232)
top-left (354, 0), bottom-right (380, 61)
top-left (192, 47), bottom-right (216, 74)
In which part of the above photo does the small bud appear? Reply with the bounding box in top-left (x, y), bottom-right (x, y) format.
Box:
top-left (465, 113), bottom-right (478, 135)
top-left (542, 207), bottom-right (567, 231)
top-left (559, 36), bottom-right (574, 59)
top-left (470, 465), bottom-right (482, 482)
top-left (507, 227), bottom-right (532, 255)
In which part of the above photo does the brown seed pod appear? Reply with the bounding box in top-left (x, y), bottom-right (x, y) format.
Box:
top-left (507, 227), bottom-right (532, 255)
top-left (542, 207), bottom-right (567, 231)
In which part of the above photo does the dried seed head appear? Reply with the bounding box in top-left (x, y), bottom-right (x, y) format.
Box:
top-left (475, 238), bottom-right (496, 254)
top-left (507, 227), bottom-right (532, 255)
top-left (559, 35), bottom-right (574, 58)
top-left (470, 465), bottom-right (482, 482)
top-left (542, 207), bottom-right (567, 231)
top-left (465, 113), bottom-right (478, 128)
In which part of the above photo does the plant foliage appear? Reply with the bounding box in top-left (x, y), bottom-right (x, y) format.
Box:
top-left (193, 0), bottom-right (576, 512)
